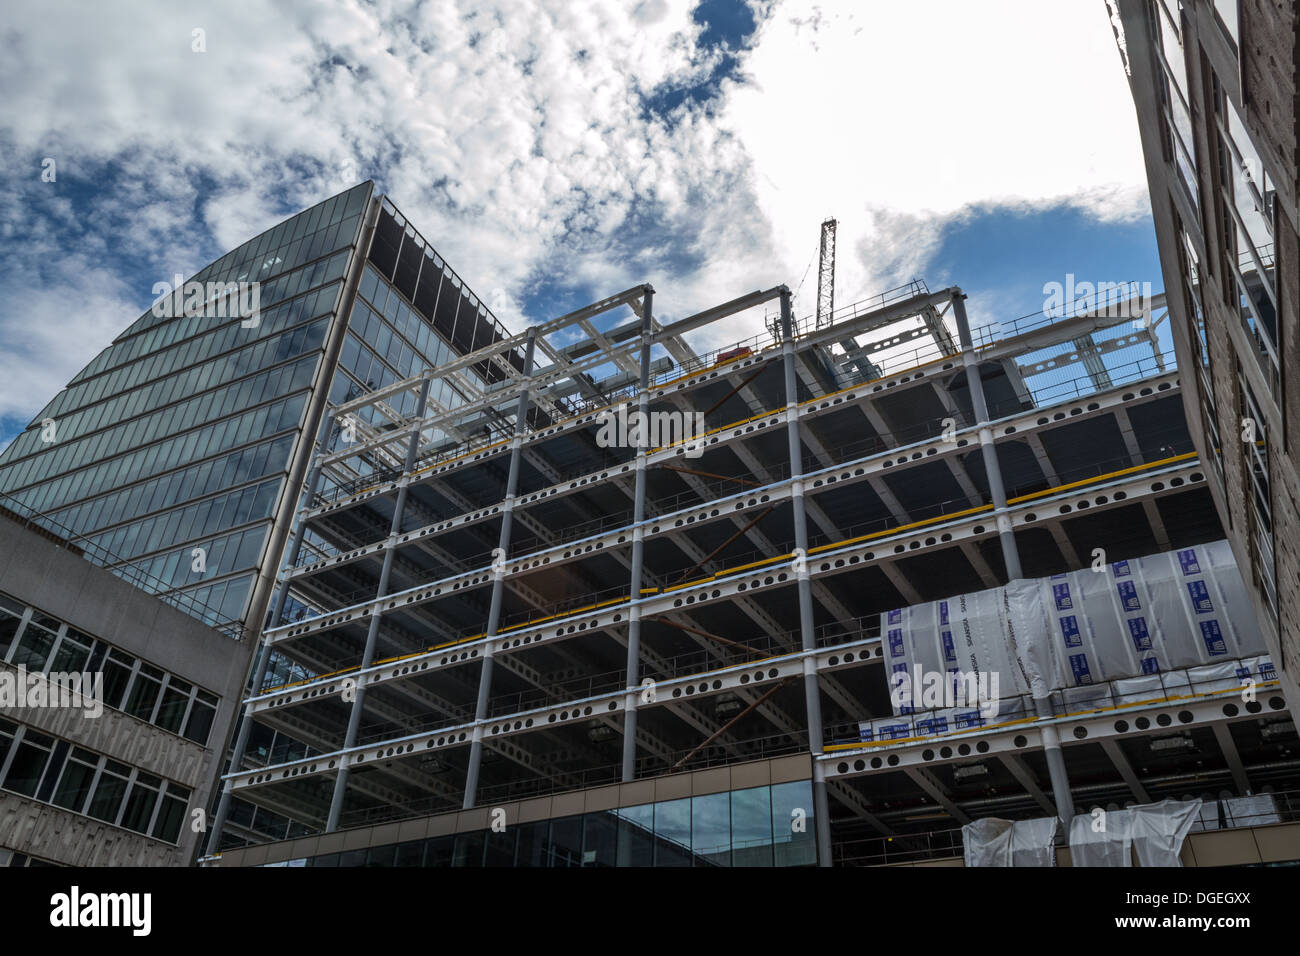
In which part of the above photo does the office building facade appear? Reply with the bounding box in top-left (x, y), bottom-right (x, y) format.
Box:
top-left (0, 182), bottom-right (510, 642)
top-left (1112, 0), bottom-right (1299, 708)
top-left (0, 511), bottom-right (248, 866)
top-left (0, 183), bottom-right (522, 852)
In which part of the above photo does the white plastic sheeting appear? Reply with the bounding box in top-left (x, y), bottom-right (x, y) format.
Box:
top-left (1197, 793), bottom-right (1281, 830)
top-left (1067, 799), bottom-right (1203, 867)
top-left (854, 655), bottom-right (1275, 743)
top-left (962, 816), bottom-right (1058, 867)
top-left (881, 540), bottom-right (1264, 716)
top-left (1069, 810), bottom-right (1133, 867)
top-left (1131, 798), bottom-right (1202, 866)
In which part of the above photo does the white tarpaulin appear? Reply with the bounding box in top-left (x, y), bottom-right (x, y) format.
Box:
top-left (1198, 793), bottom-right (1280, 829)
top-left (962, 816), bottom-right (1058, 867)
top-left (1067, 800), bottom-right (1202, 866)
top-left (1069, 810), bottom-right (1133, 867)
top-left (881, 540), bottom-right (1264, 715)
top-left (1130, 798), bottom-right (1202, 867)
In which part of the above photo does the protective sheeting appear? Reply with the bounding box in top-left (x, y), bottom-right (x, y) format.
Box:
top-left (854, 654), bottom-right (1274, 743)
top-left (858, 695), bottom-right (1034, 742)
top-left (1198, 793), bottom-right (1280, 829)
top-left (881, 540), bottom-right (1264, 716)
top-left (1069, 810), bottom-right (1133, 867)
top-left (1131, 798), bottom-right (1202, 867)
top-left (962, 816), bottom-right (1058, 867)
top-left (1067, 800), bottom-right (1202, 866)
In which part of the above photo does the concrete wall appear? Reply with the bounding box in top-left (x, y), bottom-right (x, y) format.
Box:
top-left (0, 515), bottom-right (255, 865)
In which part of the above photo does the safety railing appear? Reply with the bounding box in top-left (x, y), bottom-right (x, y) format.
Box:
top-left (0, 489), bottom-right (244, 640)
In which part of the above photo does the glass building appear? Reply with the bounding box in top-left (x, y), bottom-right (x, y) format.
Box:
top-left (262, 781), bottom-right (818, 868)
top-left (0, 182), bottom-right (514, 643)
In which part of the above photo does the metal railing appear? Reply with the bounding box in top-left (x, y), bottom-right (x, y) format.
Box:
top-left (833, 787), bottom-right (1300, 867)
top-left (0, 489), bottom-right (244, 640)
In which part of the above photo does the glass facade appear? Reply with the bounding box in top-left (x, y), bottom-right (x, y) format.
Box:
top-left (0, 184), bottom-right (510, 636)
top-left (0, 183), bottom-right (373, 629)
top-left (265, 782), bottom-right (819, 868)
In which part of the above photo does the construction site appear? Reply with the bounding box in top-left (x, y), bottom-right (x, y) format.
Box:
top-left (205, 211), bottom-right (1298, 868)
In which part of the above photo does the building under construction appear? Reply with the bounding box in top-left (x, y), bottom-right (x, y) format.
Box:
top-left (205, 255), bottom-right (1300, 867)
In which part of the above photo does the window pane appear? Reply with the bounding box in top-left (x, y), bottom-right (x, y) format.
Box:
top-left (424, 835), bottom-right (454, 866)
top-left (50, 630), bottom-right (93, 673)
top-left (393, 840), bottom-right (425, 866)
top-left (121, 780), bottom-right (160, 834)
top-left (616, 804), bottom-right (654, 867)
top-left (155, 680), bottom-right (191, 733)
top-left (88, 770), bottom-right (129, 823)
top-left (182, 695), bottom-right (216, 745)
top-left (152, 795), bottom-right (187, 843)
top-left (452, 830), bottom-right (484, 867)
top-left (770, 780), bottom-right (817, 867)
top-left (0, 599), bottom-right (24, 660)
top-left (581, 811), bottom-right (618, 867)
top-left (483, 827), bottom-right (518, 867)
top-left (546, 816), bottom-right (583, 868)
top-left (653, 798), bottom-right (693, 867)
top-left (731, 786), bottom-right (775, 867)
top-left (11, 620), bottom-right (58, 671)
top-left (364, 844), bottom-right (396, 867)
top-left (102, 651), bottom-right (135, 709)
top-left (2, 731), bottom-right (54, 797)
top-left (691, 792), bottom-right (731, 867)
top-left (51, 749), bottom-right (98, 812)
top-left (514, 821), bottom-right (550, 868)
top-left (124, 666), bottom-right (164, 721)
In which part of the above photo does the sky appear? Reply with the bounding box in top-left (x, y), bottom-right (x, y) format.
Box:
top-left (0, 0), bottom-right (1158, 450)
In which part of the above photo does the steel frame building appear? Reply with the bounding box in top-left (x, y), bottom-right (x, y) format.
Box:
top-left (204, 251), bottom-right (1300, 865)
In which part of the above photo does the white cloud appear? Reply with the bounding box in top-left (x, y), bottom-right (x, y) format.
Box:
top-left (0, 0), bottom-right (1148, 436)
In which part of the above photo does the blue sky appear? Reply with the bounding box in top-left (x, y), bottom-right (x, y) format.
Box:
top-left (0, 0), bottom-right (1157, 451)
top-left (929, 204), bottom-right (1163, 325)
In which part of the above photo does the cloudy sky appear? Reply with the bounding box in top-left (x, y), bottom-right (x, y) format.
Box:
top-left (0, 0), bottom-right (1158, 448)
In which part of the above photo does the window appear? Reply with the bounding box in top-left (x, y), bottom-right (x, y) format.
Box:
top-left (653, 798), bottom-right (693, 867)
top-left (0, 719), bottom-right (16, 777)
top-left (0, 597), bottom-right (24, 660)
top-left (581, 811), bottom-right (617, 867)
top-left (50, 629), bottom-right (92, 673)
top-left (155, 781), bottom-right (192, 842)
top-left (120, 772), bottom-right (162, 834)
top-left (51, 747), bottom-right (99, 813)
top-left (87, 760), bottom-right (131, 824)
top-left (2, 728), bottom-right (54, 798)
top-left (124, 663), bottom-right (164, 722)
top-left (615, 804), bottom-right (654, 866)
top-left (1212, 0), bottom-right (1238, 47)
top-left (731, 786), bottom-right (775, 867)
top-left (183, 690), bottom-right (218, 746)
top-left (1239, 373), bottom-right (1277, 625)
top-left (101, 649), bottom-right (135, 710)
top-left (692, 792), bottom-right (731, 867)
top-left (771, 781), bottom-right (818, 867)
top-left (155, 678), bottom-right (192, 734)
top-left (546, 815), bottom-right (583, 868)
top-left (11, 614), bottom-right (60, 671)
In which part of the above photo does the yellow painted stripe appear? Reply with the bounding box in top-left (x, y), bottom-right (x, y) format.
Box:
top-left (1006, 452), bottom-right (1197, 505)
